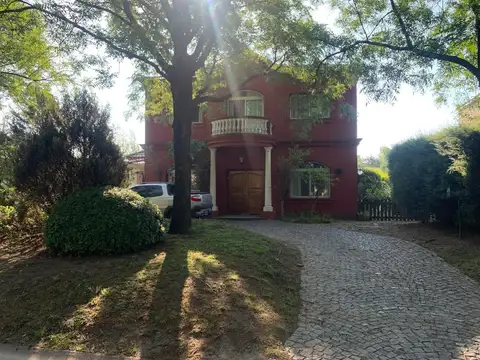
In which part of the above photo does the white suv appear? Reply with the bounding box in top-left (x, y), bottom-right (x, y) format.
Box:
top-left (130, 182), bottom-right (213, 218)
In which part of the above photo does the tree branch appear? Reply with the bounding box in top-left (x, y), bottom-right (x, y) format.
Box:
top-left (76, 0), bottom-right (130, 26)
top-left (1, 71), bottom-right (49, 82)
top-left (194, 50), bottom-right (219, 98)
top-left (0, 6), bottom-right (33, 15)
top-left (120, 0), bottom-right (172, 73)
top-left (194, 73), bottom-right (266, 104)
top-left (369, 10), bottom-right (394, 38)
top-left (358, 39), bottom-right (480, 76)
top-left (389, 0), bottom-right (413, 48)
top-left (351, 0), bottom-right (369, 40)
top-left (137, 0), bottom-right (170, 32)
top-left (191, 30), bottom-right (209, 61)
top-left (30, 3), bottom-right (169, 78)
top-left (122, 0), bottom-right (133, 20)
top-left (313, 42), bottom-right (359, 89)
top-left (316, 35), bottom-right (480, 84)
top-left (193, 38), bottom-right (215, 70)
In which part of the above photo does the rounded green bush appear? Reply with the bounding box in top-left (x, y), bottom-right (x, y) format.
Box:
top-left (45, 187), bottom-right (164, 256)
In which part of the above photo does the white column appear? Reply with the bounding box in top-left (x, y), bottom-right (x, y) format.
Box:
top-left (209, 147), bottom-right (218, 211)
top-left (263, 146), bottom-right (273, 212)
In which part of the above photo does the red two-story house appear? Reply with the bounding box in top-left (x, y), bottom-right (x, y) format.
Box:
top-left (144, 74), bottom-right (360, 219)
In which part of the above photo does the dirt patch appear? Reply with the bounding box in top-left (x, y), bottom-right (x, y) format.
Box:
top-left (330, 220), bottom-right (480, 283)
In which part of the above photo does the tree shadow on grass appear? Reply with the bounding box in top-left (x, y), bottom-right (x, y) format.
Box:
top-left (140, 220), bottom-right (301, 360)
top-left (0, 220), bottom-right (301, 360)
top-left (0, 243), bottom-right (164, 356)
top-left (139, 239), bottom-right (189, 359)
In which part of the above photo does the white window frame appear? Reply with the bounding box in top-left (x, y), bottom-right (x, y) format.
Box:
top-left (289, 94), bottom-right (331, 120)
top-left (227, 90), bottom-right (264, 117)
top-left (290, 167), bottom-right (331, 199)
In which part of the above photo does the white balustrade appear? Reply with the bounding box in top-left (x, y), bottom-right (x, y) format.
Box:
top-left (211, 118), bottom-right (272, 136)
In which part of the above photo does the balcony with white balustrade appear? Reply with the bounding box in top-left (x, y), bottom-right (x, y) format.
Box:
top-left (211, 117), bottom-right (272, 137)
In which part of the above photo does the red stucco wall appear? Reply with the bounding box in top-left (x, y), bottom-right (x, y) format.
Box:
top-left (144, 75), bottom-right (359, 219)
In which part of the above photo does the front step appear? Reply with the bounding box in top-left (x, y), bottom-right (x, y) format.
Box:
top-left (215, 215), bottom-right (265, 221)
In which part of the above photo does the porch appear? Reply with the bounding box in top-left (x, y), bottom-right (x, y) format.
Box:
top-left (208, 145), bottom-right (275, 219)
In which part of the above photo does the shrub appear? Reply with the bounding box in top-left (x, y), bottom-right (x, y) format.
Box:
top-left (388, 137), bottom-right (460, 221)
top-left (45, 187), bottom-right (164, 256)
top-left (434, 127), bottom-right (480, 227)
top-left (0, 205), bottom-right (15, 230)
top-left (283, 212), bottom-right (333, 224)
top-left (362, 166), bottom-right (389, 180)
top-left (358, 169), bottom-right (391, 201)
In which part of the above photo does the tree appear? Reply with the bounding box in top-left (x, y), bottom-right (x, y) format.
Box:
top-left (20, 0), bottom-right (357, 233)
top-left (358, 169), bottom-right (390, 201)
top-left (14, 90), bottom-right (126, 210)
top-left (167, 139), bottom-right (210, 192)
top-left (388, 136), bottom-right (461, 220)
top-left (378, 146), bottom-right (391, 173)
top-left (0, 1), bottom-right (59, 108)
top-left (113, 126), bottom-right (141, 155)
top-left (359, 155), bottom-right (380, 168)
top-left (433, 126), bottom-right (480, 226)
top-left (327, 0), bottom-right (480, 101)
top-left (301, 162), bottom-right (332, 213)
top-left (277, 146), bottom-right (310, 217)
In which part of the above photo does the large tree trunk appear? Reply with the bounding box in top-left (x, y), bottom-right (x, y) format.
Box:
top-left (168, 73), bottom-right (194, 234)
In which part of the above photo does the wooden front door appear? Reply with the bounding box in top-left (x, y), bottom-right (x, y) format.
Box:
top-left (228, 171), bottom-right (264, 214)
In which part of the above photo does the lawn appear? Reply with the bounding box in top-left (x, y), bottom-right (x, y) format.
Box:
top-left (0, 220), bottom-right (301, 359)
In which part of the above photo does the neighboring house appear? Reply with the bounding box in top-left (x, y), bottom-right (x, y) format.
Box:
top-left (125, 149), bottom-right (145, 186)
top-left (144, 74), bottom-right (360, 219)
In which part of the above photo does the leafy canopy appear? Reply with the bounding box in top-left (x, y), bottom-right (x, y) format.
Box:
top-left (327, 0), bottom-right (480, 102)
top-left (0, 1), bottom-right (60, 108)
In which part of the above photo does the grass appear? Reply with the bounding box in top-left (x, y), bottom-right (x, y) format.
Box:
top-left (0, 220), bottom-right (301, 359)
top-left (281, 212), bottom-right (333, 224)
top-left (333, 221), bottom-right (480, 283)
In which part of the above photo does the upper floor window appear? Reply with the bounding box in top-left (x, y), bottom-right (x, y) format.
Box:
top-left (290, 94), bottom-right (331, 120)
top-left (194, 106), bottom-right (204, 123)
top-left (227, 90), bottom-right (264, 117)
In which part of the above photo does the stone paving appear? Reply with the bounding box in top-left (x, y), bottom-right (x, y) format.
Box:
top-left (233, 221), bottom-right (480, 360)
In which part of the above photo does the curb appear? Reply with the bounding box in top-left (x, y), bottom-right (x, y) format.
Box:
top-left (0, 344), bottom-right (138, 360)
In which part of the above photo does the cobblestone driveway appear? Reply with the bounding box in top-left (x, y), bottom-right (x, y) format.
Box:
top-left (233, 221), bottom-right (480, 360)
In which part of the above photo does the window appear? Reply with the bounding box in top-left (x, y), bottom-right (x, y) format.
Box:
top-left (290, 165), bottom-right (331, 198)
top-left (194, 106), bottom-right (204, 123)
top-left (131, 185), bottom-right (163, 198)
top-left (131, 185), bottom-right (149, 197)
top-left (148, 185), bottom-right (164, 197)
top-left (290, 94), bottom-right (331, 120)
top-left (227, 90), bottom-right (264, 117)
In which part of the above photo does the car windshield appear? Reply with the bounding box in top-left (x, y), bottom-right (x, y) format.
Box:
top-left (131, 185), bottom-right (163, 198)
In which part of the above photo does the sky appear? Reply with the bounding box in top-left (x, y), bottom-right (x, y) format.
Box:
top-left (95, 5), bottom-right (459, 158)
